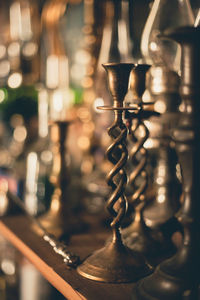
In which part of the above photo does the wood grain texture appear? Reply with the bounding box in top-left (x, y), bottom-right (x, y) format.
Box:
top-left (0, 215), bottom-right (136, 300)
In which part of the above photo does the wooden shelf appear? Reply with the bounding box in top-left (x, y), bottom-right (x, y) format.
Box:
top-left (0, 214), bottom-right (136, 300)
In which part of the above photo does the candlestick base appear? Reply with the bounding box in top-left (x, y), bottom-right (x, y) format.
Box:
top-left (132, 262), bottom-right (199, 300)
top-left (122, 214), bottom-right (177, 266)
top-left (77, 238), bottom-right (152, 283)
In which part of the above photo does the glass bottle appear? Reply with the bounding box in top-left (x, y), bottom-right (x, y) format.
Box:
top-left (140, 0), bottom-right (194, 72)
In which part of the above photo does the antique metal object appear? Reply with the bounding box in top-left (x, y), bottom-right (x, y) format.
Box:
top-left (132, 26), bottom-right (200, 299)
top-left (39, 121), bottom-right (70, 238)
top-left (77, 63), bottom-right (152, 283)
top-left (122, 64), bottom-right (177, 265)
top-left (140, 66), bottom-right (182, 258)
top-left (39, 120), bottom-right (85, 239)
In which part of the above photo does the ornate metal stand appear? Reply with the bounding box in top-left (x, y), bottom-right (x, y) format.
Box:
top-left (39, 121), bottom-right (85, 239)
top-left (132, 26), bottom-right (200, 299)
top-left (77, 63), bottom-right (152, 283)
top-left (142, 66), bottom-right (181, 230)
top-left (38, 121), bottom-right (70, 238)
top-left (122, 64), bottom-right (177, 265)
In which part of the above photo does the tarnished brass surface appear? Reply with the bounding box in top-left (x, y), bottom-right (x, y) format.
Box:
top-left (120, 64), bottom-right (173, 265)
top-left (132, 26), bottom-right (200, 299)
top-left (77, 63), bottom-right (152, 283)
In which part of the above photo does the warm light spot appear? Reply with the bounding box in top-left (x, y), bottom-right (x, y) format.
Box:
top-left (154, 100), bottom-right (166, 113)
top-left (118, 2), bottom-right (130, 58)
top-left (52, 90), bottom-right (63, 112)
top-left (158, 166), bottom-right (166, 177)
top-left (145, 219), bottom-right (153, 227)
top-left (46, 55), bottom-right (59, 89)
top-left (8, 42), bottom-right (20, 57)
top-left (0, 179), bottom-right (8, 192)
top-left (50, 192), bottom-right (61, 213)
top-left (0, 191), bottom-right (8, 216)
top-left (41, 150), bottom-right (53, 164)
top-left (8, 72), bottom-right (22, 88)
top-left (142, 89), bottom-right (151, 102)
top-left (0, 90), bottom-right (6, 103)
top-left (77, 107), bottom-right (91, 122)
top-left (0, 45), bottom-right (6, 59)
top-left (59, 56), bottom-right (69, 87)
top-left (1, 259), bottom-right (15, 275)
top-left (81, 77), bottom-right (93, 88)
top-left (149, 41), bottom-right (158, 52)
top-left (158, 194), bottom-right (165, 203)
top-left (0, 60), bottom-right (10, 78)
top-left (22, 42), bottom-right (38, 58)
top-left (70, 64), bottom-right (86, 81)
top-left (10, 2), bottom-right (21, 40)
top-left (82, 122), bottom-right (95, 135)
top-left (81, 159), bottom-right (93, 174)
top-left (77, 136), bottom-right (90, 151)
top-left (156, 177), bottom-right (164, 185)
top-left (93, 97), bottom-right (104, 113)
top-left (75, 49), bottom-right (91, 64)
top-left (13, 125), bottom-right (27, 142)
top-left (158, 187), bottom-right (166, 195)
top-left (84, 35), bottom-right (96, 45)
top-left (25, 152), bottom-right (38, 215)
top-left (144, 138), bottom-right (154, 149)
top-left (20, 5), bottom-right (32, 40)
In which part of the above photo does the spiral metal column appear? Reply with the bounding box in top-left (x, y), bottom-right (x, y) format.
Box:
top-left (77, 63), bottom-right (152, 283)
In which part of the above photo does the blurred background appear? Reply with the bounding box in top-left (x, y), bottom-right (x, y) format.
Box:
top-left (0, 0), bottom-right (198, 299)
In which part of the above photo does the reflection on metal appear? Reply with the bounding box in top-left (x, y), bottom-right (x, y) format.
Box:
top-left (25, 152), bottom-right (39, 216)
top-left (142, 66), bottom-right (182, 235)
top-left (121, 64), bottom-right (171, 265)
top-left (132, 26), bottom-right (200, 299)
top-left (77, 63), bottom-right (152, 283)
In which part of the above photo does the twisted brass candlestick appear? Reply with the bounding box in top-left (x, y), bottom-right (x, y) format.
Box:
top-left (132, 26), bottom-right (200, 300)
top-left (122, 64), bottom-right (175, 265)
top-left (77, 63), bottom-right (152, 283)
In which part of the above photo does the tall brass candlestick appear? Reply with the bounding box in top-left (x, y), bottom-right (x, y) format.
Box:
top-left (39, 120), bottom-right (86, 239)
top-left (38, 121), bottom-right (70, 238)
top-left (132, 26), bottom-right (200, 299)
top-left (77, 63), bottom-right (152, 283)
top-left (122, 64), bottom-right (176, 266)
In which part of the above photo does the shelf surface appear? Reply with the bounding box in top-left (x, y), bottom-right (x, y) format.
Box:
top-left (0, 214), bottom-right (136, 300)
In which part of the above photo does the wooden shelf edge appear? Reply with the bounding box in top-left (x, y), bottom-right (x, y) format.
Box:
top-left (0, 220), bottom-right (86, 300)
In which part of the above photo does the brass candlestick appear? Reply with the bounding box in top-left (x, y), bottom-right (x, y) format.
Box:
top-left (77, 63), bottom-right (152, 283)
top-left (38, 121), bottom-right (70, 238)
top-left (122, 64), bottom-right (176, 265)
top-left (132, 26), bottom-right (200, 299)
top-left (38, 120), bottom-right (86, 239)
top-left (122, 65), bottom-right (152, 243)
